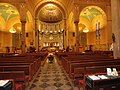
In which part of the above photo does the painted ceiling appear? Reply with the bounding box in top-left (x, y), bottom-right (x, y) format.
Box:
top-left (0, 3), bottom-right (19, 21)
top-left (0, 3), bottom-right (33, 32)
top-left (38, 4), bottom-right (63, 23)
top-left (80, 7), bottom-right (102, 22)
top-left (79, 6), bottom-right (107, 32)
top-left (0, 1), bottom-right (109, 33)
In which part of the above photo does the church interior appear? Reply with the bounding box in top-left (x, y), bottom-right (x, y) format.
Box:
top-left (0, 0), bottom-right (120, 90)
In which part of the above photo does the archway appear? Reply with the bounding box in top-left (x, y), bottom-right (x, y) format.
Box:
top-left (0, 3), bottom-right (20, 53)
top-left (25, 11), bottom-right (34, 48)
top-left (67, 12), bottom-right (76, 50)
top-left (79, 6), bottom-right (107, 51)
top-left (35, 1), bottom-right (67, 19)
top-left (34, 1), bottom-right (67, 50)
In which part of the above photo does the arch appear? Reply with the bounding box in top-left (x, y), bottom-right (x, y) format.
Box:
top-left (6, 16), bottom-right (20, 32)
top-left (67, 12), bottom-right (75, 32)
top-left (34, 0), bottom-right (67, 19)
top-left (79, 6), bottom-right (107, 32)
top-left (26, 11), bottom-right (34, 32)
top-left (0, 16), bottom-right (6, 31)
top-left (79, 17), bottom-right (92, 31)
top-left (0, 3), bottom-right (20, 32)
top-left (27, 11), bottom-right (33, 23)
top-left (26, 22), bottom-right (33, 32)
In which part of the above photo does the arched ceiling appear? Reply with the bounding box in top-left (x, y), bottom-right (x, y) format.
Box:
top-left (0, 3), bottom-right (19, 21)
top-left (26, 0), bottom-right (72, 14)
top-left (38, 3), bottom-right (63, 23)
top-left (0, 3), bottom-right (33, 33)
top-left (67, 12), bottom-right (75, 32)
top-left (0, 3), bottom-right (20, 32)
top-left (80, 7), bottom-right (103, 22)
top-left (79, 6), bottom-right (107, 32)
top-left (0, 0), bottom-right (110, 33)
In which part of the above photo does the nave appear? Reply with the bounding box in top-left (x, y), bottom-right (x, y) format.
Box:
top-left (0, 51), bottom-right (119, 90)
top-left (28, 56), bottom-right (79, 90)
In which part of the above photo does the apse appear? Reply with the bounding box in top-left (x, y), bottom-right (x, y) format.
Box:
top-left (37, 3), bottom-right (64, 49)
top-left (38, 3), bottom-right (63, 23)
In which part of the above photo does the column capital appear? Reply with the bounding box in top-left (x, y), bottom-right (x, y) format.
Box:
top-left (21, 20), bottom-right (26, 23)
top-left (74, 20), bottom-right (79, 24)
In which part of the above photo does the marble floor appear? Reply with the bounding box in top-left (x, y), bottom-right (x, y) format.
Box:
top-left (27, 56), bottom-right (79, 90)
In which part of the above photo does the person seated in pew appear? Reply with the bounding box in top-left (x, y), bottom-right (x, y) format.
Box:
top-left (27, 42), bottom-right (36, 53)
top-left (66, 46), bottom-right (70, 52)
top-left (47, 53), bottom-right (54, 63)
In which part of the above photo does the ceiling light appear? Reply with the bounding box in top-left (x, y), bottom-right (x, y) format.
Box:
top-left (83, 28), bottom-right (89, 33)
top-left (54, 31), bottom-right (57, 33)
top-left (9, 27), bottom-right (16, 33)
top-left (50, 31), bottom-right (53, 33)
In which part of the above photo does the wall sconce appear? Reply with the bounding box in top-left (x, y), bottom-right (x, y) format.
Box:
top-left (9, 27), bottom-right (16, 33)
top-left (83, 28), bottom-right (89, 33)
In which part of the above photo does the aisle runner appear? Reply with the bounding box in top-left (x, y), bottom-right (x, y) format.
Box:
top-left (29, 57), bottom-right (78, 90)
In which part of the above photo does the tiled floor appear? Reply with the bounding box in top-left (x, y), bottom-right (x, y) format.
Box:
top-left (28, 56), bottom-right (79, 90)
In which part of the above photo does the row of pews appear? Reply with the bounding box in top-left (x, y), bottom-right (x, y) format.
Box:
top-left (55, 51), bottom-right (120, 89)
top-left (0, 52), bottom-right (48, 90)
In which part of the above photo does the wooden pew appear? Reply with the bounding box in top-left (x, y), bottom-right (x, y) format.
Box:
top-left (0, 52), bottom-right (46, 88)
top-left (0, 65), bottom-right (33, 82)
top-left (77, 65), bottom-right (120, 89)
top-left (0, 71), bottom-right (26, 90)
top-left (0, 57), bottom-right (41, 76)
top-left (70, 59), bottom-right (120, 79)
top-left (61, 54), bottom-right (113, 74)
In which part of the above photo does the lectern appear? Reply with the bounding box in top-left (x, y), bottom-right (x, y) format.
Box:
top-left (0, 80), bottom-right (12, 90)
top-left (86, 75), bottom-right (120, 90)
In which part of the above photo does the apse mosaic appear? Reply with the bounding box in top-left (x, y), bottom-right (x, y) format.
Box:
top-left (38, 4), bottom-right (63, 23)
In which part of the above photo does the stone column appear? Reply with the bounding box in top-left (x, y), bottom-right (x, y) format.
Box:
top-left (106, 4), bottom-right (112, 50)
top-left (63, 19), bottom-right (67, 49)
top-left (21, 20), bottom-right (26, 53)
top-left (74, 4), bottom-right (80, 52)
top-left (74, 20), bottom-right (79, 52)
top-left (35, 18), bottom-right (39, 51)
top-left (111, 0), bottom-right (120, 58)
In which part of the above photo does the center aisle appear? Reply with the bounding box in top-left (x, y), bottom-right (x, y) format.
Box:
top-left (29, 56), bottom-right (79, 90)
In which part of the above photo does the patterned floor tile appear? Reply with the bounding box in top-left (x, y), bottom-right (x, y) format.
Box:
top-left (53, 78), bottom-right (61, 82)
top-left (41, 78), bottom-right (50, 82)
top-left (33, 79), bottom-right (39, 83)
top-left (29, 84), bottom-right (36, 89)
top-left (39, 82), bottom-right (50, 88)
top-left (27, 56), bottom-right (79, 90)
top-left (53, 82), bottom-right (64, 88)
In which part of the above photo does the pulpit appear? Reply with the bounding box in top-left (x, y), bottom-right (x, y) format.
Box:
top-left (86, 75), bottom-right (120, 90)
